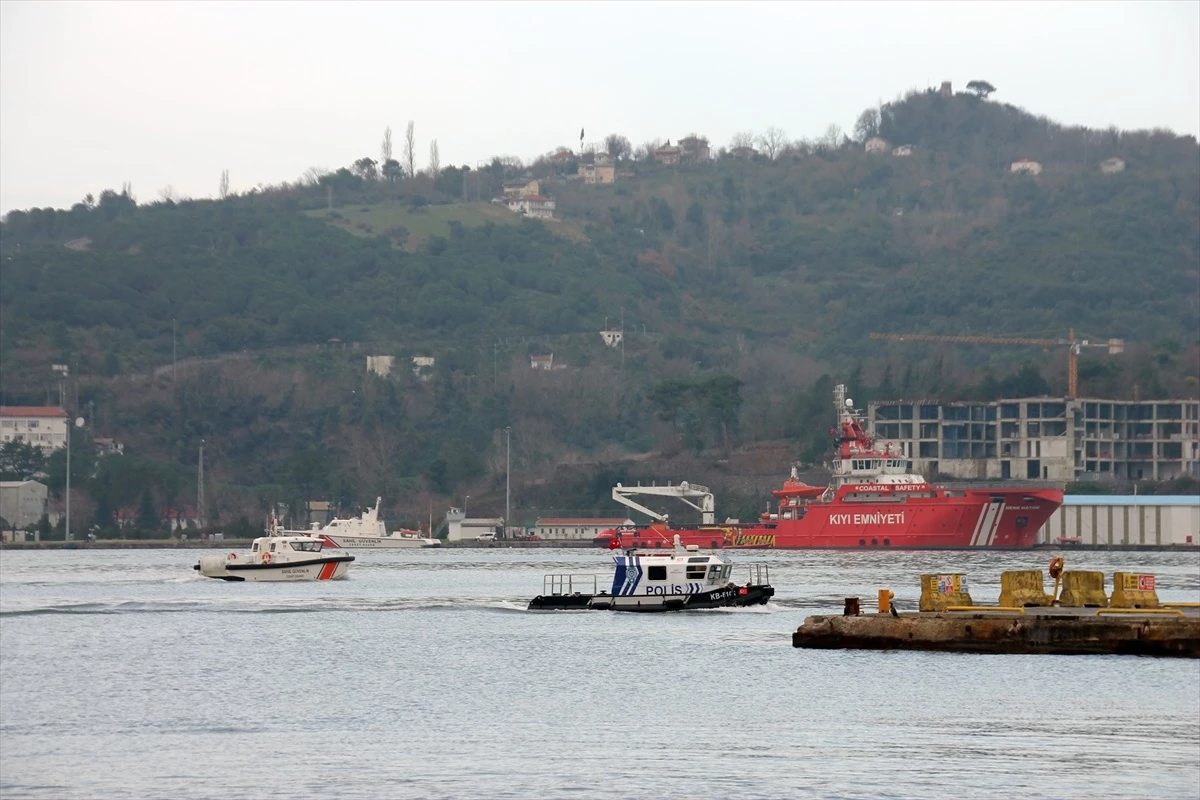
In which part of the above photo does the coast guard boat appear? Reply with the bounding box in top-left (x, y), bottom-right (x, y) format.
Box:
top-left (309, 498), bottom-right (442, 549)
top-left (528, 535), bottom-right (773, 612)
top-left (193, 528), bottom-right (354, 582)
top-left (595, 384), bottom-right (1063, 550)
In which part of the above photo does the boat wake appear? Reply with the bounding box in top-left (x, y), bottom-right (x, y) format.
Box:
top-left (0, 596), bottom-right (541, 617)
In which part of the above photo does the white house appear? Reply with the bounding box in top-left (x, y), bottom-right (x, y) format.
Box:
top-left (0, 407), bottom-right (68, 453)
top-left (865, 137), bottom-right (890, 154)
top-left (532, 517), bottom-right (634, 541)
top-left (1010, 159), bottom-right (1043, 175)
top-left (506, 195), bottom-right (556, 220)
top-left (892, 145), bottom-right (914, 157)
top-left (366, 355), bottom-right (394, 377)
top-left (1100, 157), bottom-right (1126, 174)
top-left (600, 329), bottom-right (623, 348)
top-left (412, 356), bottom-right (435, 381)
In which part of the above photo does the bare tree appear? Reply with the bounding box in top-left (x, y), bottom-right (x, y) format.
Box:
top-left (158, 185), bottom-right (177, 203)
top-left (604, 133), bottom-right (632, 161)
top-left (853, 108), bottom-right (880, 143)
top-left (404, 121), bottom-right (417, 178)
top-left (729, 131), bottom-right (756, 150)
top-left (301, 166), bottom-right (330, 186)
top-left (381, 126), bottom-right (393, 164)
top-left (758, 126), bottom-right (787, 159)
top-left (822, 123), bottom-right (842, 151)
top-left (218, 169), bottom-right (230, 199)
top-left (428, 139), bottom-right (440, 176)
top-left (634, 139), bottom-right (664, 161)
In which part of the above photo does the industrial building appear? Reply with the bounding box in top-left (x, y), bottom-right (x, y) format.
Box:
top-left (1036, 495), bottom-right (1199, 547)
top-left (867, 396), bottom-right (1200, 483)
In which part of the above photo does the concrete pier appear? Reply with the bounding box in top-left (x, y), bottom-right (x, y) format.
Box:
top-left (793, 608), bottom-right (1200, 657)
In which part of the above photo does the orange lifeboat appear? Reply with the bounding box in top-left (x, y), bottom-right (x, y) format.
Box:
top-left (771, 478), bottom-right (825, 500)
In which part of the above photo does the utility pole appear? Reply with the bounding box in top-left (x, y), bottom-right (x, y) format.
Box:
top-left (172, 318), bottom-right (177, 382)
top-left (197, 439), bottom-right (206, 528)
top-left (505, 427), bottom-right (511, 538)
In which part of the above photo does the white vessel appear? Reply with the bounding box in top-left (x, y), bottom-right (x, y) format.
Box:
top-left (315, 497), bottom-right (442, 549)
top-left (193, 532), bottom-right (354, 582)
top-left (528, 535), bottom-right (773, 612)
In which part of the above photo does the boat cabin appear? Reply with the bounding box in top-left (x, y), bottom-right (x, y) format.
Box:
top-left (250, 535), bottom-right (326, 563)
top-left (612, 546), bottom-right (736, 596)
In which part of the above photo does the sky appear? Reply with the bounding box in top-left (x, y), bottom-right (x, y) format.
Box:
top-left (1, 0), bottom-right (1198, 213)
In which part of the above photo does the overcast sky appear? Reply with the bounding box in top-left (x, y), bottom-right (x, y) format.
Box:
top-left (2, 0), bottom-right (1197, 213)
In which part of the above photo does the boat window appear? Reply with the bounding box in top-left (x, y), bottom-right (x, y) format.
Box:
top-left (269, 542), bottom-right (277, 552)
top-left (686, 565), bottom-right (707, 580)
top-left (252, 542), bottom-right (259, 552)
top-left (721, 565), bottom-right (732, 579)
top-left (706, 565), bottom-right (722, 581)
top-left (648, 565), bottom-right (667, 581)
top-left (688, 557), bottom-right (709, 563)
top-left (290, 541), bottom-right (322, 552)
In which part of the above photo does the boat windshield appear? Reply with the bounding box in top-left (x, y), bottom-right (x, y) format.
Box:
top-left (289, 541), bottom-right (323, 552)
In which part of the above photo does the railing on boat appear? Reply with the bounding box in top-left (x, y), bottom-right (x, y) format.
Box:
top-left (744, 564), bottom-right (770, 588)
top-left (543, 574), bottom-right (599, 596)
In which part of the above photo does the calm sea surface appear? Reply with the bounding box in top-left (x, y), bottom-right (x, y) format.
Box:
top-left (1, 546), bottom-right (1198, 800)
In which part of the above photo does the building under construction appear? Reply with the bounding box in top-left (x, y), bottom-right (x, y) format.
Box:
top-left (867, 396), bottom-right (1200, 483)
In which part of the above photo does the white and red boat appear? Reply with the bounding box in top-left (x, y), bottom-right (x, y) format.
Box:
top-left (595, 384), bottom-right (1063, 550)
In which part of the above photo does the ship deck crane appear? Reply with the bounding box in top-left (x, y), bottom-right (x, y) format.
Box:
top-left (869, 328), bottom-right (1124, 397)
top-left (612, 481), bottom-right (716, 525)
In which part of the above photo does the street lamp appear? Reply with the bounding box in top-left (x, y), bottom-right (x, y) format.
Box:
top-left (505, 427), bottom-right (511, 539)
top-left (64, 415), bottom-right (84, 541)
top-left (464, 495), bottom-right (469, 518)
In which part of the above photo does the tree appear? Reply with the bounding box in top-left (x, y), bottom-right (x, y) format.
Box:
top-left (136, 488), bottom-right (159, 531)
top-left (853, 107), bottom-right (880, 142)
top-left (966, 80), bottom-right (996, 99)
top-left (729, 131), bottom-right (756, 150)
top-left (0, 440), bottom-right (45, 481)
top-left (428, 139), bottom-right (440, 176)
top-left (381, 126), bottom-right (393, 164)
top-left (758, 126), bottom-right (787, 159)
top-left (404, 120), bottom-right (417, 178)
top-left (218, 169), bottom-right (230, 199)
top-left (822, 123), bottom-right (842, 151)
top-left (352, 157), bottom-right (378, 181)
top-left (604, 133), bottom-right (632, 161)
top-left (381, 159), bottom-right (403, 183)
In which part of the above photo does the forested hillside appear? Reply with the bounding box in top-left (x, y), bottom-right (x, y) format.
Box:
top-left (2, 87), bottom-right (1197, 530)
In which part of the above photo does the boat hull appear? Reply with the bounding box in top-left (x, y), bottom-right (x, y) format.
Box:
top-left (195, 556), bottom-right (353, 581)
top-left (320, 535), bottom-right (441, 549)
top-left (528, 584), bottom-right (774, 612)
top-left (597, 488), bottom-right (1063, 550)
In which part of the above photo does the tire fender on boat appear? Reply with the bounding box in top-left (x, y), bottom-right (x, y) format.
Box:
top-left (262, 552), bottom-right (272, 565)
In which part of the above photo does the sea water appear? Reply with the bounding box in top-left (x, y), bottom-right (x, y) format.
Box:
top-left (1, 547), bottom-right (1198, 799)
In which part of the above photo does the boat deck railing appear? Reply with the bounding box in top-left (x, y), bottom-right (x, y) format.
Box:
top-left (745, 563), bottom-right (771, 587)
top-left (543, 573), bottom-right (599, 597)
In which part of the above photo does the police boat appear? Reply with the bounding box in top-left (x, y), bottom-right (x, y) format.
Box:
top-left (528, 534), bottom-right (773, 612)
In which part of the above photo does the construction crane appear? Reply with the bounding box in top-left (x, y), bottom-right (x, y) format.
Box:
top-left (869, 328), bottom-right (1125, 397)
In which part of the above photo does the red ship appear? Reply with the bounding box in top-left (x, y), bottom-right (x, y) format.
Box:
top-left (596, 384), bottom-right (1063, 550)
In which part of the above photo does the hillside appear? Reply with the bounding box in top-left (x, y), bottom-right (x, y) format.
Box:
top-left (1, 88), bottom-right (1197, 528)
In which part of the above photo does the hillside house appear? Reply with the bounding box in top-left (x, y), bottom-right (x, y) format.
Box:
top-left (579, 163), bottom-right (616, 184)
top-left (939, 81), bottom-right (952, 97)
top-left (93, 437), bottom-right (124, 456)
top-left (892, 145), bottom-right (914, 157)
top-left (595, 152), bottom-right (614, 166)
top-left (0, 480), bottom-right (48, 533)
top-left (865, 137), bottom-right (890, 154)
top-left (366, 355), bottom-right (394, 377)
top-left (502, 178), bottom-right (540, 198)
top-left (653, 144), bottom-right (682, 166)
top-left (600, 329), bottom-right (623, 348)
top-left (507, 195), bottom-right (556, 220)
top-left (1100, 157), bottom-right (1126, 174)
top-left (530, 354), bottom-right (555, 370)
top-left (0, 406), bottom-right (68, 454)
top-left (678, 135), bottom-right (711, 162)
top-left (1010, 159), bottom-right (1043, 175)
top-left (551, 148), bottom-right (576, 164)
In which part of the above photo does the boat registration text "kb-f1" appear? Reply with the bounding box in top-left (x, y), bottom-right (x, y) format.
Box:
top-left (829, 512), bottom-right (905, 526)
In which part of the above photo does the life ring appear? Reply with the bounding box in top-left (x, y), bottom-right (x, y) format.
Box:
top-left (262, 552), bottom-right (272, 565)
top-left (228, 553), bottom-right (237, 560)
top-left (1049, 556), bottom-right (1064, 579)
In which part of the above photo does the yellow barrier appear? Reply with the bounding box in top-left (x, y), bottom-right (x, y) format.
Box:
top-left (1109, 572), bottom-right (1160, 609)
top-left (998, 570), bottom-right (1053, 608)
top-left (877, 589), bottom-right (894, 614)
top-left (1096, 608), bottom-right (1183, 618)
top-left (944, 606), bottom-right (1026, 615)
top-left (1058, 571), bottom-right (1108, 608)
top-left (919, 574), bottom-right (972, 612)
top-left (1163, 602), bottom-right (1200, 609)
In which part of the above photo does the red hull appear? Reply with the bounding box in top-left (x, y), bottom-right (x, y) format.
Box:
top-left (597, 487), bottom-right (1063, 550)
